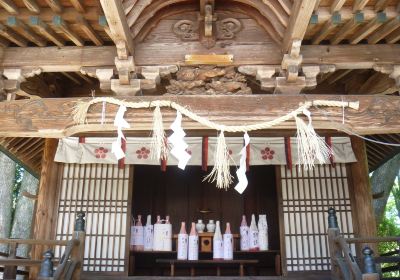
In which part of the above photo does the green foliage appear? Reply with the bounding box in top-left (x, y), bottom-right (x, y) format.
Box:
top-left (377, 180), bottom-right (400, 278)
top-left (10, 164), bottom-right (24, 225)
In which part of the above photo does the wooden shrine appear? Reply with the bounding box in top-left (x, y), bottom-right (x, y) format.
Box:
top-left (0, 0), bottom-right (398, 279)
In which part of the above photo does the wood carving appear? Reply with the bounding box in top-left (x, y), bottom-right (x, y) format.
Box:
top-left (166, 66), bottom-right (251, 95)
top-left (216, 18), bottom-right (242, 39)
top-left (172, 20), bottom-right (199, 41)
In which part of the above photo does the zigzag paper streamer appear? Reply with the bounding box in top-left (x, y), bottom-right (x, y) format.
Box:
top-left (112, 105), bottom-right (130, 160)
top-left (235, 133), bottom-right (250, 194)
top-left (168, 111), bottom-right (191, 169)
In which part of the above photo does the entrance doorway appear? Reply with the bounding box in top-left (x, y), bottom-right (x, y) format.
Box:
top-left (130, 165), bottom-right (280, 276)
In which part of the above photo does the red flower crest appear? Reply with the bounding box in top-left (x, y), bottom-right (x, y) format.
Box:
top-left (136, 147), bottom-right (150, 159)
top-left (261, 147), bottom-right (275, 160)
top-left (95, 147), bottom-right (108, 159)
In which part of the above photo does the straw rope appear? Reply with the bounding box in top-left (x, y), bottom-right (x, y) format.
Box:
top-left (73, 97), bottom-right (359, 133)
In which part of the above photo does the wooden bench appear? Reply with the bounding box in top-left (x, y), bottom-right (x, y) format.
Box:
top-left (156, 259), bottom-right (259, 276)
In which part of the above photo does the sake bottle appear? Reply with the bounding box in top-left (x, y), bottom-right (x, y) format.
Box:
top-left (249, 214), bottom-right (259, 251)
top-left (258, 214), bottom-right (269, 251)
top-left (156, 215), bottom-right (161, 224)
top-left (188, 222), bottom-right (199, 260)
top-left (166, 215), bottom-right (170, 224)
top-left (177, 222), bottom-right (188, 260)
top-left (213, 221), bottom-right (223, 260)
top-left (240, 215), bottom-right (250, 251)
top-left (144, 215), bottom-right (153, 251)
top-left (223, 222), bottom-right (234, 260)
top-left (132, 215), bottom-right (144, 251)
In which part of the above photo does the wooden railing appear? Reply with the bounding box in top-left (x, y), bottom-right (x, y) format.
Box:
top-left (0, 211), bottom-right (86, 280)
top-left (327, 208), bottom-right (400, 280)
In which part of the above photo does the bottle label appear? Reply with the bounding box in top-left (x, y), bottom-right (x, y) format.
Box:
top-left (177, 234), bottom-right (188, 260)
top-left (249, 229), bottom-right (259, 250)
top-left (259, 229), bottom-right (269, 250)
top-left (188, 235), bottom-right (199, 260)
top-left (131, 226), bottom-right (144, 246)
top-left (144, 225), bottom-right (153, 251)
top-left (223, 234), bottom-right (233, 260)
top-left (213, 239), bottom-right (223, 259)
top-left (240, 226), bottom-right (250, 251)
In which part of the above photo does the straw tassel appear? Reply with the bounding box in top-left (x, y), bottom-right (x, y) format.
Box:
top-left (151, 105), bottom-right (168, 160)
top-left (294, 109), bottom-right (331, 170)
top-left (204, 131), bottom-right (233, 190)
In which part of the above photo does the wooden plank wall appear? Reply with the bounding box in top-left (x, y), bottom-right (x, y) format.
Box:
top-left (280, 163), bottom-right (355, 272)
top-left (54, 163), bottom-right (131, 274)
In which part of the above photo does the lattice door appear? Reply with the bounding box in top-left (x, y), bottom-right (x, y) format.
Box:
top-left (55, 163), bottom-right (131, 273)
top-left (280, 164), bottom-right (355, 271)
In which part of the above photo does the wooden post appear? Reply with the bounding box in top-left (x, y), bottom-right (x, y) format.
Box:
top-left (71, 212), bottom-right (86, 280)
top-left (30, 139), bottom-right (60, 280)
top-left (349, 137), bottom-right (377, 255)
top-left (3, 242), bottom-right (17, 279)
top-left (327, 208), bottom-right (343, 280)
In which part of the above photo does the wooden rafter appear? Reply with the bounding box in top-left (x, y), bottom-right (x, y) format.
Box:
top-left (375, 0), bottom-right (391, 12)
top-left (277, 0), bottom-right (291, 15)
top-left (22, 0), bottom-right (40, 13)
top-left (29, 16), bottom-right (65, 47)
top-left (100, 0), bottom-right (134, 55)
top-left (0, 23), bottom-right (28, 47)
top-left (70, 0), bottom-right (85, 13)
top-left (282, 0), bottom-right (317, 53)
top-left (126, 0), bottom-right (153, 27)
top-left (77, 16), bottom-right (103, 46)
top-left (386, 28), bottom-right (400, 43)
top-left (0, 7), bottom-right (99, 21)
top-left (353, 0), bottom-right (370, 12)
top-left (0, 0), bottom-right (19, 14)
top-left (331, 12), bottom-right (364, 44)
top-left (350, 12), bottom-right (387, 44)
top-left (368, 16), bottom-right (400, 44)
top-left (44, 0), bottom-right (63, 13)
top-left (7, 16), bottom-right (46, 47)
top-left (331, 0), bottom-right (346, 13)
top-left (311, 12), bottom-right (341, 44)
top-left (53, 15), bottom-right (84, 46)
top-left (261, 0), bottom-right (288, 28)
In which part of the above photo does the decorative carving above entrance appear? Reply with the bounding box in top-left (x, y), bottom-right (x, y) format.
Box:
top-left (173, 20), bottom-right (200, 41)
top-left (166, 66), bottom-right (251, 95)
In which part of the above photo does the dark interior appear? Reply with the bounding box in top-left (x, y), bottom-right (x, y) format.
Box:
top-left (130, 165), bottom-right (280, 276)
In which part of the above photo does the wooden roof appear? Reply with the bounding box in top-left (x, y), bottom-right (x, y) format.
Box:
top-left (0, 0), bottom-right (399, 174)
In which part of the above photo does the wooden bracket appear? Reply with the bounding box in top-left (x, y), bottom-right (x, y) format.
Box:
top-left (80, 67), bottom-right (114, 91)
top-left (374, 64), bottom-right (400, 87)
top-left (111, 78), bottom-right (141, 96)
top-left (302, 65), bottom-right (321, 89)
top-left (115, 56), bottom-right (135, 85)
top-left (140, 65), bottom-right (178, 87)
top-left (238, 65), bottom-right (276, 91)
top-left (281, 39), bottom-right (303, 82)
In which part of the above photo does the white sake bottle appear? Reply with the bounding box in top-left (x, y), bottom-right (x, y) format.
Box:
top-left (240, 215), bottom-right (250, 251)
top-left (144, 215), bottom-right (153, 251)
top-left (177, 222), bottom-right (188, 260)
top-left (213, 221), bottom-right (223, 260)
top-left (223, 222), bottom-right (234, 260)
top-left (188, 222), bottom-right (199, 260)
top-left (258, 214), bottom-right (269, 251)
top-left (249, 214), bottom-right (259, 251)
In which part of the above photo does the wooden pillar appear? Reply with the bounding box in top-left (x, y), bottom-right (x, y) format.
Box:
top-left (349, 136), bottom-right (377, 254)
top-left (30, 139), bottom-right (60, 280)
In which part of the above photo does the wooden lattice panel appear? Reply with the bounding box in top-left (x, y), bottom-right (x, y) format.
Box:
top-left (280, 163), bottom-right (355, 271)
top-left (55, 163), bottom-right (131, 273)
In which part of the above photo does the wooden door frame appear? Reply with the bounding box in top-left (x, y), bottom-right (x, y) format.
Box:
top-left (275, 165), bottom-right (288, 276)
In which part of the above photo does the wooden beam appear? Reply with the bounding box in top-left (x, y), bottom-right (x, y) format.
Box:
top-left (0, 95), bottom-right (399, 138)
top-left (0, 23), bottom-right (28, 47)
top-left (77, 15), bottom-right (103, 46)
top-left (326, 69), bottom-right (352, 84)
top-left (368, 16), bottom-right (400, 44)
top-left (282, 0), bottom-right (317, 53)
top-left (53, 15), bottom-right (84, 46)
top-left (22, 0), bottom-right (40, 13)
top-left (30, 139), bottom-right (60, 279)
top-left (44, 0), bottom-right (63, 13)
top-left (100, 0), bottom-right (134, 55)
top-left (61, 72), bottom-right (81, 85)
top-left (7, 16), bottom-right (46, 47)
top-left (29, 16), bottom-right (65, 47)
top-left (311, 12), bottom-right (341, 44)
top-left (126, 0), bottom-right (153, 27)
top-left (331, 12), bottom-right (364, 44)
top-left (350, 12), bottom-right (387, 44)
top-left (331, 0), bottom-right (346, 13)
top-left (69, 0), bottom-right (85, 13)
top-left (0, 0), bottom-right (18, 15)
top-left (277, 0), bottom-right (291, 15)
top-left (353, 0), bottom-right (370, 12)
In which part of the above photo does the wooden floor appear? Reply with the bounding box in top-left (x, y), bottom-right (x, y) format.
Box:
top-left (81, 271), bottom-right (332, 280)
